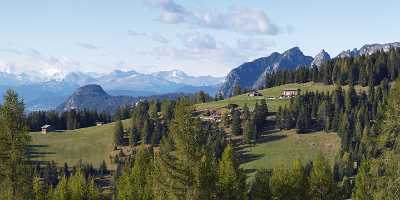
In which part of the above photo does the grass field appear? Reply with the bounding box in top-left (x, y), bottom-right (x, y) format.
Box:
top-left (239, 129), bottom-right (340, 176)
top-left (30, 120), bottom-right (131, 167)
top-left (196, 82), bottom-right (367, 112)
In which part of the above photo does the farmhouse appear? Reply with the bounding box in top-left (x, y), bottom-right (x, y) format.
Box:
top-left (41, 125), bottom-right (54, 134)
top-left (248, 91), bottom-right (263, 97)
top-left (282, 88), bottom-right (300, 98)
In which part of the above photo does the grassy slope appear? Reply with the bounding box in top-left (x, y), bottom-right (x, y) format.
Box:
top-left (196, 82), bottom-right (367, 112)
top-left (240, 129), bottom-right (340, 176)
top-left (30, 120), bottom-right (131, 167)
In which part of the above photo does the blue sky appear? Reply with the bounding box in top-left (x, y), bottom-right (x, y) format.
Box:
top-left (0, 0), bottom-right (399, 76)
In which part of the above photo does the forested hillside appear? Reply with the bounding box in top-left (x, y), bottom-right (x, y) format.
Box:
top-left (1, 48), bottom-right (400, 199)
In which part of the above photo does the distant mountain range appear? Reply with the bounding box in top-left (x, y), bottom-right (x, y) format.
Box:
top-left (1, 41), bottom-right (398, 111)
top-left (219, 42), bottom-right (400, 97)
top-left (337, 42), bottom-right (400, 58)
top-left (0, 69), bottom-right (224, 111)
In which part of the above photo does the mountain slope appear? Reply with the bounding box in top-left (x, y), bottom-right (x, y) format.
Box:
top-left (219, 47), bottom-right (313, 97)
top-left (56, 84), bottom-right (135, 114)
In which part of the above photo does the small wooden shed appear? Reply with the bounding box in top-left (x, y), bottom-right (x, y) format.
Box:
top-left (41, 125), bottom-right (54, 134)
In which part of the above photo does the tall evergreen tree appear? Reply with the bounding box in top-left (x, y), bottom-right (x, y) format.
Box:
top-left (114, 120), bottom-right (124, 147)
top-left (309, 155), bottom-right (338, 200)
top-left (217, 144), bottom-right (247, 200)
top-left (248, 169), bottom-right (271, 200)
top-left (231, 109), bottom-right (242, 136)
top-left (0, 90), bottom-right (32, 199)
top-left (243, 116), bottom-right (256, 144)
top-left (155, 101), bottom-right (223, 200)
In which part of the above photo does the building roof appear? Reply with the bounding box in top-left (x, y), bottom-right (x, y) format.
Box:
top-left (41, 125), bottom-right (51, 129)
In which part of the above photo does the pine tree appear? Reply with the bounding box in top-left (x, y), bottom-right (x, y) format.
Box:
top-left (129, 145), bottom-right (154, 200)
top-left (114, 120), bottom-right (124, 147)
top-left (86, 178), bottom-right (100, 200)
top-left (99, 160), bottom-right (108, 176)
top-left (288, 160), bottom-right (309, 200)
top-left (309, 155), bottom-right (338, 200)
top-left (217, 144), bottom-right (247, 200)
top-left (33, 176), bottom-right (44, 200)
top-left (0, 90), bottom-right (32, 199)
top-left (148, 101), bottom-right (159, 120)
top-left (69, 170), bottom-right (86, 200)
top-left (243, 116), bottom-right (256, 144)
top-left (254, 99), bottom-right (268, 134)
top-left (382, 79), bottom-right (400, 150)
top-left (130, 126), bottom-right (140, 146)
top-left (231, 109), bottom-right (242, 136)
top-left (141, 119), bottom-right (153, 144)
top-left (51, 176), bottom-right (70, 200)
top-left (155, 101), bottom-right (222, 200)
top-left (249, 169), bottom-right (272, 200)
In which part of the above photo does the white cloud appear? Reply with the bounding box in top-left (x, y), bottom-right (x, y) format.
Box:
top-left (178, 32), bottom-right (217, 50)
top-left (144, 1), bottom-right (280, 35)
top-left (144, 0), bottom-right (188, 24)
top-left (0, 48), bottom-right (82, 78)
top-left (196, 7), bottom-right (279, 35)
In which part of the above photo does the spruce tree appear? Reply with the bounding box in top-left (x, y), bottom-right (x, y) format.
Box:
top-left (155, 101), bottom-right (222, 200)
top-left (0, 90), bottom-right (32, 199)
top-left (309, 155), bottom-right (338, 200)
top-left (129, 145), bottom-right (154, 200)
top-left (69, 170), bottom-right (85, 200)
top-left (114, 120), bottom-right (124, 147)
top-left (382, 79), bottom-right (400, 150)
top-left (249, 169), bottom-right (272, 200)
top-left (231, 109), bottom-right (242, 136)
top-left (243, 116), bottom-right (256, 144)
top-left (32, 176), bottom-right (44, 200)
top-left (217, 144), bottom-right (247, 200)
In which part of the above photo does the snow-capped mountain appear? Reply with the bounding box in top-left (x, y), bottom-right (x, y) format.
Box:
top-left (0, 69), bottom-right (224, 111)
top-left (151, 69), bottom-right (225, 86)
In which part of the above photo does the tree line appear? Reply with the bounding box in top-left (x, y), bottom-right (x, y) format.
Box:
top-left (261, 48), bottom-right (400, 90)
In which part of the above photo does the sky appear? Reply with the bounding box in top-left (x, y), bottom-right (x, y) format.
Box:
top-left (0, 0), bottom-right (399, 77)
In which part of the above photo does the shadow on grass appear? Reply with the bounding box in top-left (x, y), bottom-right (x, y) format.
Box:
top-left (236, 131), bottom-right (287, 175)
top-left (27, 144), bottom-right (56, 165)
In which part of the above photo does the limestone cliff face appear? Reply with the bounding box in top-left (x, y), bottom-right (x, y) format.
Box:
top-left (219, 47), bottom-right (313, 97)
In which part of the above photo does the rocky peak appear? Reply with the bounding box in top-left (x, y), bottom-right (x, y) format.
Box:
top-left (311, 49), bottom-right (331, 67)
top-left (74, 84), bottom-right (108, 97)
top-left (283, 47), bottom-right (303, 57)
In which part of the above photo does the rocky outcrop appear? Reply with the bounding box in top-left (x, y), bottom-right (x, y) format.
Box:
top-left (311, 50), bottom-right (331, 68)
top-left (219, 47), bottom-right (313, 97)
